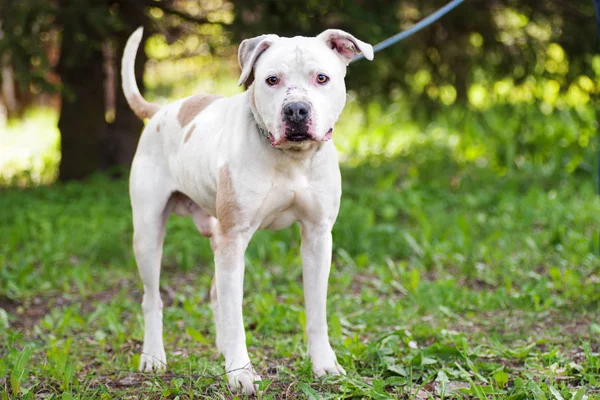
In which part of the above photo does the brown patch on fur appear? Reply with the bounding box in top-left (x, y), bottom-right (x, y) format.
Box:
top-left (215, 164), bottom-right (240, 235)
top-left (129, 93), bottom-right (161, 119)
top-left (156, 124), bottom-right (160, 132)
top-left (183, 123), bottom-right (196, 143)
top-left (177, 94), bottom-right (222, 127)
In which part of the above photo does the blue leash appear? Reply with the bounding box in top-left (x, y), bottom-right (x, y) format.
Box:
top-left (350, 0), bottom-right (465, 64)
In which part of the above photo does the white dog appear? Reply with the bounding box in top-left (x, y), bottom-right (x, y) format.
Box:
top-left (121, 27), bottom-right (373, 394)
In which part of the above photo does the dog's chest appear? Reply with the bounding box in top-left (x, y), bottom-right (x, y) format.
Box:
top-left (254, 172), bottom-right (320, 231)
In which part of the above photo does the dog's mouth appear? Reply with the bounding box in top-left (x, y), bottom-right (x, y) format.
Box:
top-left (322, 128), bottom-right (333, 141)
top-left (266, 133), bottom-right (277, 146)
top-left (275, 128), bottom-right (333, 145)
top-left (284, 120), bottom-right (313, 143)
top-left (286, 131), bottom-right (312, 142)
top-left (265, 126), bottom-right (331, 148)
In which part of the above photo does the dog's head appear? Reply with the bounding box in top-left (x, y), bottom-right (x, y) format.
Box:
top-left (238, 30), bottom-right (373, 150)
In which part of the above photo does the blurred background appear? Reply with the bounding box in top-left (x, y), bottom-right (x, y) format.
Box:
top-left (0, 0), bottom-right (597, 185)
top-left (1, 1), bottom-right (600, 397)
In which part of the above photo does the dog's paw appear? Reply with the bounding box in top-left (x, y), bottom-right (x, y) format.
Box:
top-left (313, 358), bottom-right (346, 377)
top-left (311, 345), bottom-right (346, 377)
top-left (139, 348), bottom-right (167, 372)
top-left (227, 366), bottom-right (261, 395)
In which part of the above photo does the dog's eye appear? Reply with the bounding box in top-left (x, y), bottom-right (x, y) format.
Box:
top-left (316, 74), bottom-right (329, 84)
top-left (266, 76), bottom-right (279, 86)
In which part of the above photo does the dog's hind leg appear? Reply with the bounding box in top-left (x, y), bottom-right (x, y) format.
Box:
top-left (130, 159), bottom-right (174, 372)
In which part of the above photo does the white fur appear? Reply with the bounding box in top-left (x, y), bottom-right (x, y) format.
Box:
top-left (250, 36), bottom-right (348, 145)
top-left (122, 28), bottom-right (372, 395)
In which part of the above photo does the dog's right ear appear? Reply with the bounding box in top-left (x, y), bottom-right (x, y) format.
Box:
top-left (238, 34), bottom-right (279, 86)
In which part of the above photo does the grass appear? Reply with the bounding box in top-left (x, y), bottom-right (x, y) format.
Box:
top-left (1, 100), bottom-right (600, 398)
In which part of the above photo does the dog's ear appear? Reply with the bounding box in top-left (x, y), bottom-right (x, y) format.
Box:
top-left (238, 34), bottom-right (279, 86)
top-left (317, 29), bottom-right (374, 65)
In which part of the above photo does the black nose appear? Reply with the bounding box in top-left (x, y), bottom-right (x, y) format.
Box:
top-left (283, 102), bottom-right (310, 123)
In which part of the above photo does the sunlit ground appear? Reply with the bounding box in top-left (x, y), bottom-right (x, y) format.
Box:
top-left (0, 109), bottom-right (60, 185)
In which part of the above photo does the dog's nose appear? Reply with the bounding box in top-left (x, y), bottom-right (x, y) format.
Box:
top-left (283, 102), bottom-right (310, 123)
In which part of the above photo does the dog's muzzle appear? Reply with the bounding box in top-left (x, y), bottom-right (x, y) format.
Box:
top-left (283, 102), bottom-right (312, 142)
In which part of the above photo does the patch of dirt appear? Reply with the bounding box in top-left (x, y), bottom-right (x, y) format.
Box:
top-left (351, 272), bottom-right (386, 296)
top-left (4, 280), bottom-right (133, 335)
top-left (443, 307), bottom-right (596, 345)
top-left (0, 295), bottom-right (19, 314)
top-left (4, 296), bottom-right (51, 333)
top-left (4, 270), bottom-right (212, 339)
top-left (477, 309), bottom-right (595, 342)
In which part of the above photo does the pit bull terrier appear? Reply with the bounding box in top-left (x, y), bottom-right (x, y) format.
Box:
top-left (121, 27), bottom-right (373, 394)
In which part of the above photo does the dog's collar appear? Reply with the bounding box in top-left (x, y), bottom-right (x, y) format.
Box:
top-left (258, 125), bottom-right (284, 150)
top-left (252, 115), bottom-right (281, 149)
top-left (247, 91), bottom-right (273, 145)
top-left (256, 124), bottom-right (270, 140)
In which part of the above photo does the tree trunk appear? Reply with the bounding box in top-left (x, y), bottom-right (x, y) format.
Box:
top-left (105, 0), bottom-right (148, 171)
top-left (57, 0), bottom-right (148, 180)
top-left (0, 21), bottom-right (18, 118)
top-left (57, 15), bottom-right (106, 181)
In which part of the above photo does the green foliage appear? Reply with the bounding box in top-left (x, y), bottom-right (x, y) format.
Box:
top-left (231, 0), bottom-right (598, 108)
top-left (3, 0), bottom-right (598, 113)
top-left (0, 0), bottom-right (59, 93)
top-left (8, 344), bottom-right (32, 397)
top-left (0, 0), bottom-right (234, 102)
top-left (0, 0), bottom-right (124, 94)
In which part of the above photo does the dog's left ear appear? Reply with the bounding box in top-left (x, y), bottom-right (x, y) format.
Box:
top-left (318, 29), bottom-right (374, 65)
top-left (238, 34), bottom-right (279, 86)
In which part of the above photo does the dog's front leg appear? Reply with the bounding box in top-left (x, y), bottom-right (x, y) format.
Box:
top-left (300, 223), bottom-right (346, 376)
top-left (213, 233), bottom-right (261, 394)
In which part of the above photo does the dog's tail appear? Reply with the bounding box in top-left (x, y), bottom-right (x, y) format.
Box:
top-left (121, 27), bottom-right (160, 120)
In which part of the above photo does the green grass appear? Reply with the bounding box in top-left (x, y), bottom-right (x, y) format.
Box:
top-left (1, 102), bottom-right (600, 398)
